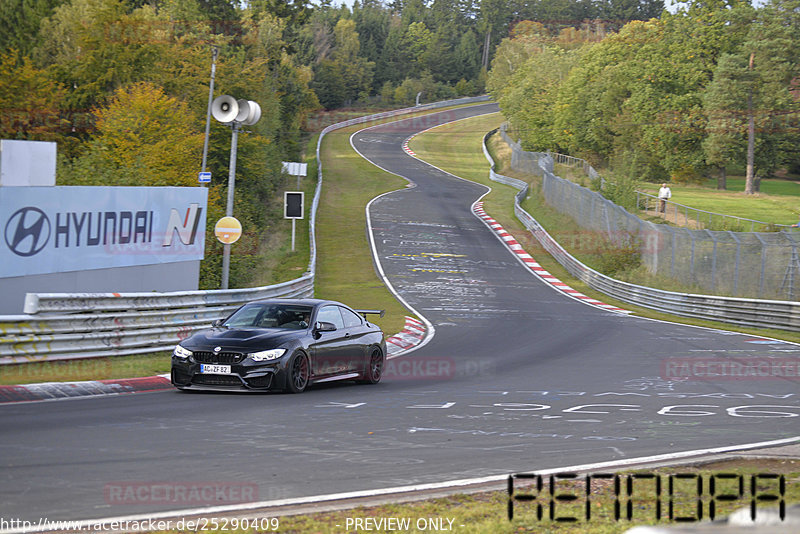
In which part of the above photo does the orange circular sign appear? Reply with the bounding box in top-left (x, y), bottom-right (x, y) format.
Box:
top-left (214, 216), bottom-right (242, 244)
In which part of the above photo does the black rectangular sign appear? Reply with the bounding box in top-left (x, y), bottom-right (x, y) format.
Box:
top-left (284, 192), bottom-right (304, 219)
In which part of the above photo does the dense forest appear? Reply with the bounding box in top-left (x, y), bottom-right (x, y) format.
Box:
top-left (488, 0), bottom-right (800, 194)
top-left (3, 0), bottom-right (797, 287)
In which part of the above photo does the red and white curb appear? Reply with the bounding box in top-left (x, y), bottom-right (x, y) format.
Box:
top-left (0, 375), bottom-right (172, 404)
top-left (402, 137), bottom-right (416, 157)
top-left (385, 316), bottom-right (427, 358)
top-left (473, 202), bottom-right (630, 314)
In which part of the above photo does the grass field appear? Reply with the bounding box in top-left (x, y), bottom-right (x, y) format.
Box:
top-left (637, 180), bottom-right (800, 227)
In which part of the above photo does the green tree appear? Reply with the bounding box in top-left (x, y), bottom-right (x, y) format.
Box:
top-left (332, 18), bottom-right (374, 103)
top-left (0, 51), bottom-right (66, 141)
top-left (401, 21), bottom-right (433, 78)
top-left (64, 82), bottom-right (203, 187)
top-left (352, 0), bottom-right (390, 82)
top-left (378, 18), bottom-right (406, 85)
top-left (0, 0), bottom-right (67, 56)
top-left (478, 0), bottom-right (508, 71)
top-left (36, 0), bottom-right (169, 111)
top-left (453, 28), bottom-right (481, 83)
top-left (312, 60), bottom-right (346, 109)
top-left (703, 53), bottom-right (750, 190)
top-left (599, 0), bottom-right (665, 27)
top-left (248, 0), bottom-right (311, 27)
top-left (501, 46), bottom-right (578, 151)
top-left (702, 0), bottom-right (800, 193)
top-left (739, 0), bottom-right (800, 192)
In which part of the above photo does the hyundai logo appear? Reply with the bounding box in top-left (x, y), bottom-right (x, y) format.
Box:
top-left (4, 207), bottom-right (51, 257)
top-left (214, 346), bottom-right (222, 353)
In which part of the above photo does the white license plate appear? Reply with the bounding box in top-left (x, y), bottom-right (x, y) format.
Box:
top-left (200, 364), bottom-right (231, 374)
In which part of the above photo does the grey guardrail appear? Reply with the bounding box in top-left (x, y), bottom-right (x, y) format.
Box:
top-left (483, 129), bottom-right (800, 332)
top-left (0, 96), bottom-right (489, 365)
top-left (0, 275), bottom-right (314, 364)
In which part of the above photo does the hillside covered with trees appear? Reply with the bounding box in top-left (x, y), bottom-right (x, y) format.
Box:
top-left (487, 0), bottom-right (800, 194)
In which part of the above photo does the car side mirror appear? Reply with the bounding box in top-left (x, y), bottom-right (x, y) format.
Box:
top-left (315, 321), bottom-right (337, 332)
top-left (212, 319), bottom-right (224, 327)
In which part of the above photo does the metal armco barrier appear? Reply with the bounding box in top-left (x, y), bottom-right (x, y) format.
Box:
top-left (0, 275), bottom-right (313, 364)
top-left (483, 129), bottom-right (800, 333)
top-left (0, 96), bottom-right (489, 365)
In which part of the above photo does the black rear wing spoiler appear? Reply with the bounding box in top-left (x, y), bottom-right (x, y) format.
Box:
top-left (356, 309), bottom-right (385, 319)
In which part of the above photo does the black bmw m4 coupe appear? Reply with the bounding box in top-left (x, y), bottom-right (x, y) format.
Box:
top-left (171, 298), bottom-right (386, 393)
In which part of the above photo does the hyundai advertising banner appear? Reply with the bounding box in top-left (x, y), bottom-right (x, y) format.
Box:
top-left (0, 186), bottom-right (208, 277)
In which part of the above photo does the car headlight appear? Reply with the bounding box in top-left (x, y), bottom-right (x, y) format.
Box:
top-left (173, 345), bottom-right (193, 359)
top-left (249, 348), bottom-right (286, 362)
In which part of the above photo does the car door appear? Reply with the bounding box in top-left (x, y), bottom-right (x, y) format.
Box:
top-left (310, 305), bottom-right (350, 378)
top-left (338, 306), bottom-right (370, 372)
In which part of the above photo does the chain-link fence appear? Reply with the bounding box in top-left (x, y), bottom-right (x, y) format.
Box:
top-left (499, 124), bottom-right (800, 301)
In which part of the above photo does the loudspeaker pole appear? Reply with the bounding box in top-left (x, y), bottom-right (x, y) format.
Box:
top-left (221, 122), bottom-right (239, 290)
top-left (225, 122), bottom-right (239, 218)
top-left (210, 94), bottom-right (260, 290)
top-left (200, 45), bottom-right (218, 184)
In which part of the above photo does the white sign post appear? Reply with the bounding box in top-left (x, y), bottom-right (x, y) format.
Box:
top-left (282, 161), bottom-right (307, 189)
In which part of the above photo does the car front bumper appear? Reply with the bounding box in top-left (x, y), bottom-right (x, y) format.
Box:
top-left (171, 357), bottom-right (289, 391)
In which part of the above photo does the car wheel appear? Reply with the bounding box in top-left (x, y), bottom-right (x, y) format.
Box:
top-left (286, 351), bottom-right (310, 393)
top-left (358, 346), bottom-right (384, 385)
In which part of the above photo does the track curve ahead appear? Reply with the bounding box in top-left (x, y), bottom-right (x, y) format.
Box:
top-left (1, 104), bottom-right (798, 524)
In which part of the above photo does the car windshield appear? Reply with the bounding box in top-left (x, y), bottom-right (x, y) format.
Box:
top-left (223, 304), bottom-right (313, 330)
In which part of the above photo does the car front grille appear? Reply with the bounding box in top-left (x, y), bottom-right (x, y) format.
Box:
top-left (192, 374), bottom-right (244, 387)
top-left (193, 351), bottom-right (245, 364)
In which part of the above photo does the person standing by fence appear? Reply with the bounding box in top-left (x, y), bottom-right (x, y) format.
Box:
top-left (658, 183), bottom-right (672, 213)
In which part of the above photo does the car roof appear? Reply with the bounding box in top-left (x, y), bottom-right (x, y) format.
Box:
top-left (249, 298), bottom-right (344, 308)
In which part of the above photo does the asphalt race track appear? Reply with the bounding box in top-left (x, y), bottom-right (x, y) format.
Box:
top-left (1, 103), bottom-right (798, 524)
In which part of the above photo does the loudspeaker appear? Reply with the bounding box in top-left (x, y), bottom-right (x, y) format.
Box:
top-left (242, 101), bottom-right (261, 126)
top-left (234, 99), bottom-right (251, 123)
top-left (235, 100), bottom-right (262, 126)
top-left (211, 95), bottom-right (238, 124)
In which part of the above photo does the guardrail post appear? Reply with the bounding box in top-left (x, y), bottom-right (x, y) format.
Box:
top-left (754, 233), bottom-right (768, 298)
top-left (704, 229), bottom-right (719, 291)
top-left (669, 226), bottom-right (676, 276)
top-left (729, 231), bottom-right (741, 295)
top-left (781, 231), bottom-right (800, 301)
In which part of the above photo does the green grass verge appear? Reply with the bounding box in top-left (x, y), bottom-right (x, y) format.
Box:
top-left (0, 352), bottom-right (171, 386)
top-left (407, 112), bottom-right (800, 345)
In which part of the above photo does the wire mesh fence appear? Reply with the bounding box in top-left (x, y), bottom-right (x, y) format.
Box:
top-left (499, 124), bottom-right (800, 301)
top-left (636, 190), bottom-right (784, 232)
